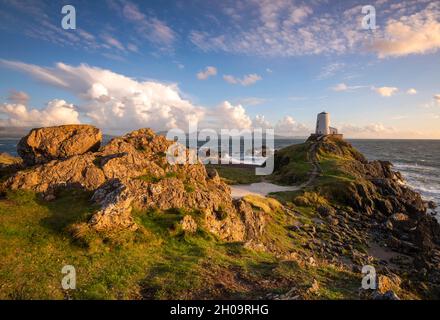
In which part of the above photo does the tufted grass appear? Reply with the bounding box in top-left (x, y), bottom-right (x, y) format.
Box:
top-left (0, 189), bottom-right (361, 300)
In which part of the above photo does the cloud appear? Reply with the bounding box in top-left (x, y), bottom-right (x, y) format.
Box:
top-left (7, 90), bottom-right (30, 105)
top-left (189, 1), bottom-right (367, 57)
top-left (0, 60), bottom-right (204, 131)
top-left (407, 88), bottom-right (417, 95)
top-left (253, 115), bottom-right (271, 129)
top-left (370, 3), bottom-right (440, 58)
top-left (317, 63), bottom-right (345, 80)
top-left (236, 97), bottom-right (266, 106)
top-left (116, 1), bottom-right (175, 47)
top-left (435, 94), bottom-right (440, 104)
top-left (0, 99), bottom-right (80, 127)
top-left (274, 116), bottom-right (310, 137)
top-left (127, 43), bottom-right (139, 53)
top-left (189, 1), bottom-right (440, 59)
top-left (102, 34), bottom-right (125, 51)
top-left (336, 122), bottom-right (426, 138)
top-left (373, 86), bottom-right (398, 97)
top-left (223, 74), bottom-right (262, 86)
top-left (331, 83), bottom-right (366, 92)
top-left (197, 66), bottom-right (217, 80)
top-left (340, 123), bottom-right (396, 134)
top-left (284, 6), bottom-right (313, 26)
top-left (332, 83), bottom-right (349, 92)
top-left (213, 101), bottom-right (252, 129)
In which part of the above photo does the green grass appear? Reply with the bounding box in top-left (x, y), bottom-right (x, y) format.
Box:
top-left (271, 143), bottom-right (313, 185)
top-left (0, 189), bottom-right (364, 300)
top-left (206, 164), bottom-right (263, 185)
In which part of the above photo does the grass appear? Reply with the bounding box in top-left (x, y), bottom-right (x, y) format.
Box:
top-left (0, 189), bottom-right (364, 300)
top-left (206, 164), bottom-right (263, 185)
top-left (270, 143), bottom-right (313, 185)
top-left (137, 171), bottom-right (178, 183)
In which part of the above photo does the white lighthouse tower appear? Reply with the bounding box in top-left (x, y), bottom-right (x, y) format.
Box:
top-left (314, 111), bottom-right (341, 138)
top-left (316, 112), bottom-right (330, 135)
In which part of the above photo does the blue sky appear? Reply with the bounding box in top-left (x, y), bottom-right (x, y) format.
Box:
top-left (1, 0), bottom-right (440, 138)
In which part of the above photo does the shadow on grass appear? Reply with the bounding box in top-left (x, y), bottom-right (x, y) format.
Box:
top-left (38, 188), bottom-right (97, 235)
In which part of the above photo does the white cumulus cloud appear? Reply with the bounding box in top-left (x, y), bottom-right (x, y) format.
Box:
top-left (0, 59), bottom-right (205, 131)
top-left (373, 86), bottom-right (398, 97)
top-left (370, 3), bottom-right (440, 58)
top-left (274, 116), bottom-right (310, 137)
top-left (0, 99), bottom-right (80, 127)
top-left (213, 101), bottom-right (253, 129)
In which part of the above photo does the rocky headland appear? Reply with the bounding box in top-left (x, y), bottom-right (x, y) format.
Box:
top-left (0, 125), bottom-right (439, 300)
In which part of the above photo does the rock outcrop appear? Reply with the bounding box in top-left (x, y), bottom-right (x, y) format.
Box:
top-left (17, 125), bottom-right (102, 166)
top-left (4, 127), bottom-right (267, 243)
top-left (0, 153), bottom-right (23, 179)
top-left (274, 135), bottom-right (440, 297)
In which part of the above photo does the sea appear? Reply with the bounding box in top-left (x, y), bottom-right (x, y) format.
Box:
top-left (1, 137), bottom-right (439, 210)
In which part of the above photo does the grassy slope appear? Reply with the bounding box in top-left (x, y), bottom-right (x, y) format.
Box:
top-left (271, 143), bottom-right (313, 185)
top-left (206, 164), bottom-right (263, 185)
top-left (0, 189), bottom-right (360, 300)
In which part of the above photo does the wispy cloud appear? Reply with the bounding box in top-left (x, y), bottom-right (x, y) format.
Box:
top-left (190, 1), bottom-right (440, 59)
top-left (111, 0), bottom-right (176, 48)
top-left (7, 90), bottom-right (29, 105)
top-left (235, 97), bottom-right (267, 106)
top-left (317, 63), bottom-right (345, 80)
top-left (223, 74), bottom-right (262, 86)
top-left (331, 83), bottom-right (367, 92)
top-left (102, 34), bottom-right (125, 51)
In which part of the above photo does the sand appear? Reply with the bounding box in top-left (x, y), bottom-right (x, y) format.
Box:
top-left (231, 182), bottom-right (299, 199)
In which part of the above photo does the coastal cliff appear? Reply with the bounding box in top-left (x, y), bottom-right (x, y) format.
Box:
top-left (0, 126), bottom-right (439, 299)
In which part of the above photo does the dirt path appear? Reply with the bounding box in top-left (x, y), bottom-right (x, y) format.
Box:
top-left (231, 139), bottom-right (322, 198)
top-left (301, 140), bottom-right (321, 188)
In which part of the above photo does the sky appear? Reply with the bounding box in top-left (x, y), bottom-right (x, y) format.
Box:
top-left (0, 0), bottom-right (440, 138)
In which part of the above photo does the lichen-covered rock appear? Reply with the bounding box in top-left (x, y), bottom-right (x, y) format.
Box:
top-left (88, 179), bottom-right (137, 232)
top-left (4, 153), bottom-right (106, 193)
top-left (180, 215), bottom-right (197, 234)
top-left (17, 125), bottom-right (102, 165)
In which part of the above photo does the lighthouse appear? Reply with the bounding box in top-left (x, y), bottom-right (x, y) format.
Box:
top-left (316, 112), bottom-right (330, 135)
top-left (313, 111), bottom-right (341, 138)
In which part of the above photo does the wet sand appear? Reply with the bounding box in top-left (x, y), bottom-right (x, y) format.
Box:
top-left (231, 182), bottom-right (299, 199)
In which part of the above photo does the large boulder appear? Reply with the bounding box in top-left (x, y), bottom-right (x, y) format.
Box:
top-left (17, 125), bottom-right (102, 165)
